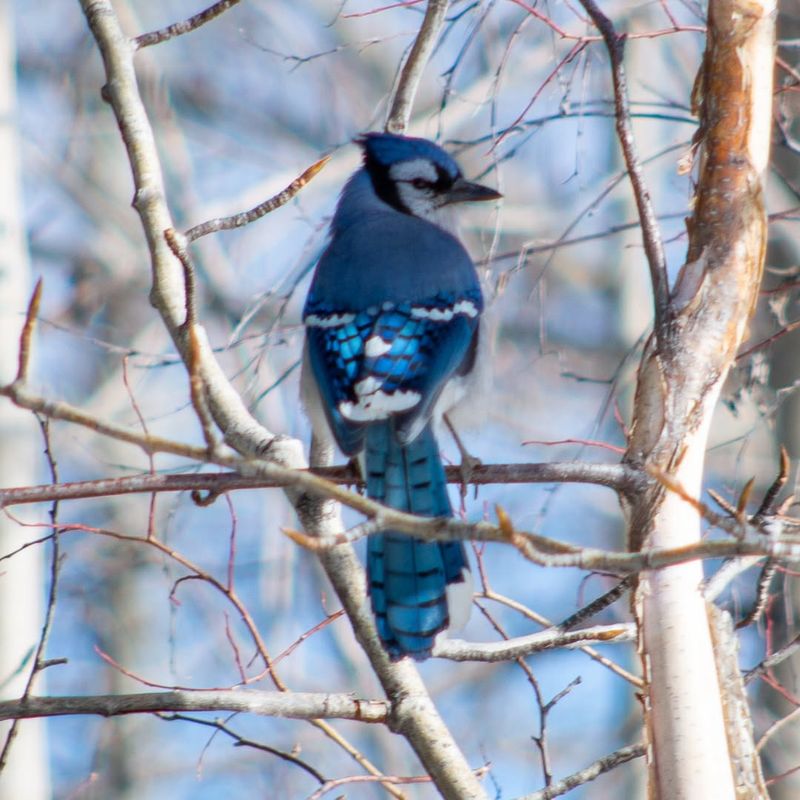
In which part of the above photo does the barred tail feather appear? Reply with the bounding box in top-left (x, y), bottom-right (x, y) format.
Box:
top-left (365, 421), bottom-right (470, 659)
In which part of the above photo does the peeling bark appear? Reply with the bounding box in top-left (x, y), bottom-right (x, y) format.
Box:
top-left (623, 1), bottom-right (776, 797)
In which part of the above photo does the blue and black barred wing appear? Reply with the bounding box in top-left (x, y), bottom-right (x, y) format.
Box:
top-left (304, 289), bottom-right (481, 454)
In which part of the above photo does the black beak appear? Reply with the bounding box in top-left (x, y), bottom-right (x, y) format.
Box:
top-left (445, 176), bottom-right (502, 205)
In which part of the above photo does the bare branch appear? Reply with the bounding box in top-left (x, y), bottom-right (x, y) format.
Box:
top-left (133, 0), bottom-right (242, 50)
top-left (13, 279), bottom-right (41, 385)
top-left (434, 623), bottom-right (635, 662)
top-left (481, 589), bottom-right (643, 687)
top-left (0, 417), bottom-right (62, 772)
top-left (520, 743), bottom-right (646, 800)
top-left (157, 712), bottom-right (326, 784)
top-left (557, 577), bottom-right (633, 631)
top-left (576, 0), bottom-right (670, 330)
top-left (744, 633), bottom-right (800, 686)
top-left (0, 690), bottom-right (388, 723)
top-left (77, 4), bottom-right (490, 795)
top-left (0, 460), bottom-right (638, 509)
top-left (183, 156), bottom-right (330, 242)
top-left (386, 0), bottom-right (449, 133)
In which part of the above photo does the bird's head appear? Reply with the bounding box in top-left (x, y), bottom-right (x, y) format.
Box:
top-left (357, 132), bottom-right (500, 224)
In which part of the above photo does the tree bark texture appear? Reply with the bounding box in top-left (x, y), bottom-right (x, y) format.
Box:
top-left (623, 1), bottom-right (775, 798)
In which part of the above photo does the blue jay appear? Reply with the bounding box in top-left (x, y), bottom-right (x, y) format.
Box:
top-left (302, 133), bottom-right (499, 660)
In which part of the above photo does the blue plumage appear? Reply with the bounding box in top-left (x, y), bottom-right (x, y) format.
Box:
top-left (365, 422), bottom-right (466, 657)
top-left (302, 133), bottom-right (499, 659)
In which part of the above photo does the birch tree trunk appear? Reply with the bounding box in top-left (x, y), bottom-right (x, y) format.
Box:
top-left (624, 1), bottom-right (776, 797)
top-left (0, 2), bottom-right (49, 797)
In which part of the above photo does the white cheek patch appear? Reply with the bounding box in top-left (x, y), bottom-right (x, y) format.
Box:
top-left (339, 389), bottom-right (421, 421)
top-left (305, 312), bottom-right (356, 328)
top-left (364, 335), bottom-right (392, 357)
top-left (389, 158), bottom-right (439, 183)
top-left (395, 183), bottom-right (435, 219)
top-left (390, 159), bottom-right (442, 220)
top-left (410, 299), bottom-right (479, 321)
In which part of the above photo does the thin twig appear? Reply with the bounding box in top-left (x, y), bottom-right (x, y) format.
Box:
top-left (434, 623), bottom-right (635, 661)
top-left (557, 577), bottom-right (633, 631)
top-left (14, 279), bottom-right (42, 384)
top-left (471, 598), bottom-right (554, 785)
top-left (576, 0), bottom-right (670, 332)
top-left (736, 561), bottom-right (777, 630)
top-left (133, 0), bottom-right (242, 49)
top-left (756, 705), bottom-right (800, 753)
top-left (481, 589), bottom-right (643, 687)
top-left (165, 227), bottom-right (220, 453)
top-left (744, 633), bottom-right (800, 685)
top-left (0, 417), bottom-right (62, 772)
top-left (156, 712), bottom-right (327, 783)
top-left (183, 157), bottom-right (329, 242)
top-left (521, 743), bottom-right (646, 800)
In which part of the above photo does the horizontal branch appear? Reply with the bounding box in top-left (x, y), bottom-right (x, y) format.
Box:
top-left (5, 374), bottom-right (800, 577)
top-left (0, 461), bottom-right (637, 508)
top-left (434, 623), bottom-right (635, 662)
top-left (0, 690), bottom-right (388, 723)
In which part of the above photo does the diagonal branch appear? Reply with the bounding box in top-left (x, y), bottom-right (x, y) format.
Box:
top-left (77, 3), bottom-right (487, 797)
top-left (520, 743), bottom-right (646, 800)
top-left (133, 0), bottom-right (241, 49)
top-left (386, 0), bottom-right (449, 133)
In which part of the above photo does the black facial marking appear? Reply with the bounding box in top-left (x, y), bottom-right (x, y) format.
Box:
top-left (433, 163), bottom-right (456, 193)
top-left (363, 151), bottom-right (408, 214)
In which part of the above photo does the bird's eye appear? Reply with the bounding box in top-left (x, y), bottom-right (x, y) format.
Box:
top-left (411, 178), bottom-right (429, 189)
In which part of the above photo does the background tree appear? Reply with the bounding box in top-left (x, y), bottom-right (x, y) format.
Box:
top-left (0, 0), bottom-right (794, 798)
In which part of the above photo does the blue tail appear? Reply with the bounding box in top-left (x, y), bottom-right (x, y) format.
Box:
top-left (365, 421), bottom-right (469, 660)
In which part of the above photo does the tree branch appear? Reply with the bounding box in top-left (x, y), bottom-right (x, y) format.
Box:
top-left (0, 460), bottom-right (638, 508)
top-left (0, 690), bottom-right (388, 723)
top-left (182, 156), bottom-right (329, 242)
top-left (385, 0), bottom-right (449, 133)
top-left (77, 3), bottom-right (488, 797)
top-left (133, 0), bottom-right (241, 50)
top-left (576, 0), bottom-right (670, 332)
top-left (520, 743), bottom-right (646, 800)
top-left (621, 1), bottom-right (776, 796)
top-left (434, 623), bottom-right (635, 662)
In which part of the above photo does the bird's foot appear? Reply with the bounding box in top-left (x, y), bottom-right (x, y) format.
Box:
top-left (444, 413), bottom-right (481, 503)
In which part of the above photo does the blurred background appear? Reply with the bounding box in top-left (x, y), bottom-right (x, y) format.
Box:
top-left (2, 0), bottom-right (799, 797)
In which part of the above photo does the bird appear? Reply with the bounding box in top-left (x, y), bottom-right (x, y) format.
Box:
top-left (301, 132), bottom-right (500, 660)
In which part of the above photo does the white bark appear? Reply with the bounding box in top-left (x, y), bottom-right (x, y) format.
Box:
top-left (627, 1), bottom-right (777, 796)
top-left (639, 401), bottom-right (734, 797)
